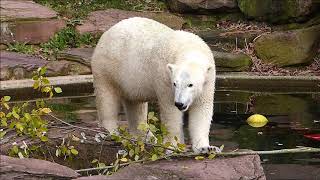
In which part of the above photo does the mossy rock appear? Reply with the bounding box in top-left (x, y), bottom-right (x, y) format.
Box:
top-left (237, 0), bottom-right (315, 23)
top-left (213, 51), bottom-right (252, 71)
top-left (254, 25), bottom-right (320, 67)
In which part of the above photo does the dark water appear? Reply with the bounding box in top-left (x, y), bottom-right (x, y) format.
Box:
top-left (45, 90), bottom-right (320, 179)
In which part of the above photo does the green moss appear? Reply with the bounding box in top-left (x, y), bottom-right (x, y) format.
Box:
top-left (34, 0), bottom-right (167, 19)
top-left (6, 42), bottom-right (37, 55)
top-left (40, 26), bottom-right (100, 57)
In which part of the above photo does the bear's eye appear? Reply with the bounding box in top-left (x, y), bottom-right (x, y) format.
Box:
top-left (188, 84), bottom-right (193, 87)
top-left (173, 82), bottom-right (176, 87)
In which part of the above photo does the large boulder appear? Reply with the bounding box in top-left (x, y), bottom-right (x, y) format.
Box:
top-left (75, 155), bottom-right (266, 180)
top-left (57, 48), bottom-right (94, 67)
top-left (0, 51), bottom-right (91, 80)
top-left (167, 0), bottom-right (238, 13)
top-left (0, 0), bottom-right (65, 44)
top-left (0, 155), bottom-right (79, 179)
top-left (237, 0), bottom-right (318, 23)
top-left (213, 51), bottom-right (252, 71)
top-left (76, 9), bottom-right (185, 35)
top-left (254, 25), bottom-right (320, 67)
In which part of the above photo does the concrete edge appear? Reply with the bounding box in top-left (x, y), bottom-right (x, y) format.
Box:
top-left (0, 74), bottom-right (319, 96)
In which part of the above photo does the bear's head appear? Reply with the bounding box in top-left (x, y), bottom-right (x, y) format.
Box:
top-left (167, 57), bottom-right (213, 112)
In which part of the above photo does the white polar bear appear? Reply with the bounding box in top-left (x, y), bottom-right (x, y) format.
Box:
top-left (91, 17), bottom-right (216, 153)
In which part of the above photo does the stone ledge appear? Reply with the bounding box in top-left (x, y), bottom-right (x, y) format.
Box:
top-left (1, 74), bottom-right (319, 99)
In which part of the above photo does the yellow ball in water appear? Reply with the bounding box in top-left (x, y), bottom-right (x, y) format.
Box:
top-left (247, 114), bottom-right (268, 128)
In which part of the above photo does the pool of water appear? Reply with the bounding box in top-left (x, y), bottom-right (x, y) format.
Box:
top-left (32, 90), bottom-right (320, 179)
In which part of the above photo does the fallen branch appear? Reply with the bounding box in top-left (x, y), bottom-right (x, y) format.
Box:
top-left (48, 114), bottom-right (177, 152)
top-left (75, 147), bottom-right (320, 173)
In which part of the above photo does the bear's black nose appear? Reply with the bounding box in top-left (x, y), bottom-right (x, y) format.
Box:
top-left (175, 102), bottom-right (184, 109)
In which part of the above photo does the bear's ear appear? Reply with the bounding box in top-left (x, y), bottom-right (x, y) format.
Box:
top-left (167, 63), bottom-right (175, 74)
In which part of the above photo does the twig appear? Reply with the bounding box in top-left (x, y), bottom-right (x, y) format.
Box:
top-left (75, 159), bottom-right (145, 172)
top-left (75, 147), bottom-right (320, 173)
top-left (48, 114), bottom-right (106, 134)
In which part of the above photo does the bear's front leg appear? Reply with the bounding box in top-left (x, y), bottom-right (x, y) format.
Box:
top-left (188, 91), bottom-right (217, 154)
top-left (158, 99), bottom-right (184, 146)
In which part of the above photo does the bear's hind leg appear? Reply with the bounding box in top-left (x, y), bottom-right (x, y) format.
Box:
top-left (123, 101), bottom-right (148, 135)
top-left (94, 78), bottom-right (121, 134)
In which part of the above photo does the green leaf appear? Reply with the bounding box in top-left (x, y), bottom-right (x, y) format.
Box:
top-left (40, 67), bottom-right (47, 75)
top-left (15, 123), bottom-right (23, 131)
top-left (3, 96), bottom-right (11, 102)
top-left (70, 148), bottom-right (78, 155)
top-left (32, 76), bottom-right (39, 81)
top-left (137, 123), bottom-right (148, 132)
top-left (55, 149), bottom-right (61, 157)
top-left (91, 159), bottom-right (98, 164)
top-left (24, 113), bottom-right (32, 121)
top-left (49, 91), bottom-right (53, 98)
top-left (3, 103), bottom-right (10, 110)
top-left (195, 156), bottom-right (205, 160)
top-left (6, 112), bottom-right (12, 118)
top-left (1, 118), bottom-right (8, 127)
top-left (42, 78), bottom-right (50, 85)
top-left (98, 163), bottom-right (106, 168)
top-left (42, 86), bottom-right (51, 93)
top-left (33, 81), bottom-right (39, 89)
top-left (54, 87), bottom-right (62, 93)
top-left (149, 124), bottom-right (157, 132)
top-left (40, 136), bottom-right (48, 142)
top-left (12, 146), bottom-right (19, 154)
top-left (208, 154), bottom-right (216, 159)
top-left (134, 154), bottom-right (139, 161)
top-left (129, 149), bottom-right (134, 157)
top-left (12, 112), bottom-right (20, 119)
top-left (219, 144), bottom-right (224, 152)
top-left (151, 154), bottom-right (158, 161)
top-left (0, 131), bottom-right (7, 138)
top-left (148, 112), bottom-right (155, 118)
top-left (18, 152), bottom-right (24, 159)
top-left (177, 143), bottom-right (186, 151)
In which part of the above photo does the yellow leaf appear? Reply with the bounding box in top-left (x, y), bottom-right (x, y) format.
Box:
top-left (120, 157), bottom-right (128, 162)
top-left (40, 108), bottom-right (52, 114)
top-left (0, 112), bottom-right (5, 118)
top-left (195, 156), bottom-right (205, 160)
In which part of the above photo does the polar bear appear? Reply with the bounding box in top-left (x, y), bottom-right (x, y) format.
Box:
top-left (91, 17), bottom-right (216, 153)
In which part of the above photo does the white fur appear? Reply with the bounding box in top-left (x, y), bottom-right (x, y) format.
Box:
top-left (91, 17), bottom-right (216, 153)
